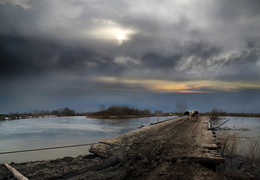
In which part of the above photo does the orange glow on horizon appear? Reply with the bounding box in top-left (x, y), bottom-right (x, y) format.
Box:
top-left (94, 76), bottom-right (260, 94)
top-left (145, 83), bottom-right (213, 93)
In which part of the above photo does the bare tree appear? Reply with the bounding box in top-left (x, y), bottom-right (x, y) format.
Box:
top-left (99, 104), bottom-right (105, 112)
top-left (176, 100), bottom-right (188, 114)
top-left (154, 110), bottom-right (163, 114)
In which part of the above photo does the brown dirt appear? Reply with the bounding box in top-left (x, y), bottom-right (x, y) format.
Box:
top-left (0, 116), bottom-right (223, 180)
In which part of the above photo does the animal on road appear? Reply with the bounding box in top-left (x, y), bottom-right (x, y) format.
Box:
top-left (184, 110), bottom-right (199, 120)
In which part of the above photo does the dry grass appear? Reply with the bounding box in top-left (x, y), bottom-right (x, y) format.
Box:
top-left (219, 132), bottom-right (260, 159)
top-left (217, 132), bottom-right (260, 179)
top-left (241, 139), bottom-right (260, 161)
top-left (219, 132), bottom-right (238, 157)
top-left (208, 112), bottom-right (219, 121)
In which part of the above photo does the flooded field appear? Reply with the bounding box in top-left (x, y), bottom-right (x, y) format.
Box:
top-left (0, 116), bottom-right (176, 163)
top-left (211, 116), bottom-right (260, 156)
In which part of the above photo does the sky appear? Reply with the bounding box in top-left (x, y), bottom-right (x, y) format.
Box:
top-left (0, 0), bottom-right (260, 113)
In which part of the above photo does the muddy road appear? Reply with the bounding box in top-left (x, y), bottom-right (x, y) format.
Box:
top-left (0, 116), bottom-right (223, 179)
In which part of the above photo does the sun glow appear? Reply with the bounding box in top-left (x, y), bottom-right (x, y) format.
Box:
top-left (90, 27), bottom-right (136, 45)
top-left (114, 29), bottom-right (129, 45)
top-left (89, 18), bottom-right (137, 45)
top-left (117, 30), bottom-right (126, 41)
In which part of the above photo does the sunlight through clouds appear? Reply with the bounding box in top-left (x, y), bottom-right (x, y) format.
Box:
top-left (89, 18), bottom-right (137, 45)
top-left (1, 0), bottom-right (260, 113)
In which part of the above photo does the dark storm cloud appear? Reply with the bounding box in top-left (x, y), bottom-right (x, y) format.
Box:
top-left (0, 35), bottom-right (127, 80)
top-left (0, 2), bottom-right (39, 36)
top-left (125, 40), bottom-right (259, 81)
top-left (138, 41), bottom-right (221, 71)
top-left (141, 52), bottom-right (182, 69)
top-left (0, 0), bottom-right (260, 113)
top-left (184, 41), bottom-right (222, 60)
top-left (0, 35), bottom-right (58, 78)
top-left (216, 42), bottom-right (260, 81)
top-left (213, 0), bottom-right (260, 19)
top-left (0, 0), bottom-right (259, 81)
top-left (172, 40), bottom-right (260, 81)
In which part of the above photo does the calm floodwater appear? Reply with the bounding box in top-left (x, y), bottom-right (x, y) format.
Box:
top-left (0, 116), bottom-right (176, 163)
top-left (211, 116), bottom-right (260, 155)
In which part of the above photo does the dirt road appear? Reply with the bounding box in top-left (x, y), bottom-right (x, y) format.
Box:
top-left (0, 116), bottom-right (223, 179)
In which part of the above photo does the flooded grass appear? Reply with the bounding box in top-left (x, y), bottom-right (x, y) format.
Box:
top-left (217, 132), bottom-right (260, 179)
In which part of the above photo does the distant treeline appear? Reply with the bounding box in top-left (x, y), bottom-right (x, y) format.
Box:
top-left (202, 108), bottom-right (260, 120)
top-left (33, 107), bottom-right (77, 116)
top-left (203, 112), bottom-right (260, 118)
top-left (2, 106), bottom-right (259, 121)
top-left (0, 107), bottom-right (82, 120)
top-left (88, 105), bottom-right (152, 118)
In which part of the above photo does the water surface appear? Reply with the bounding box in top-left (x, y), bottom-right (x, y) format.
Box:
top-left (211, 116), bottom-right (260, 156)
top-left (0, 116), bottom-right (176, 163)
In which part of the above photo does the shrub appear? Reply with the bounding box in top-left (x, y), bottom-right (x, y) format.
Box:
top-left (90, 105), bottom-right (151, 117)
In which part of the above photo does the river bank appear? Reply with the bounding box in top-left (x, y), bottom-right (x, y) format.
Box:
top-left (0, 116), bottom-right (224, 179)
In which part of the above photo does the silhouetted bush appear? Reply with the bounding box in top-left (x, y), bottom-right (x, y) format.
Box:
top-left (207, 108), bottom-right (227, 120)
top-left (89, 105), bottom-right (151, 117)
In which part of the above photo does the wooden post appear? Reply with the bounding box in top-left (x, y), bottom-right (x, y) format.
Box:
top-left (4, 163), bottom-right (28, 180)
top-left (207, 116), bottom-right (211, 130)
top-left (212, 119), bottom-right (230, 130)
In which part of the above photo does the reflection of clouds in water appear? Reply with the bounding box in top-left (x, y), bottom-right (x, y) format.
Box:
top-left (0, 116), bottom-right (177, 163)
top-left (0, 116), bottom-right (176, 140)
top-left (217, 117), bottom-right (260, 152)
top-left (232, 128), bottom-right (250, 131)
top-left (1, 123), bottom-right (123, 135)
top-left (31, 123), bottom-right (123, 133)
top-left (0, 125), bottom-right (40, 135)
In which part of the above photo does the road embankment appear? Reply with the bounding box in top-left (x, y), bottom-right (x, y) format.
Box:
top-left (0, 116), bottom-right (224, 180)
